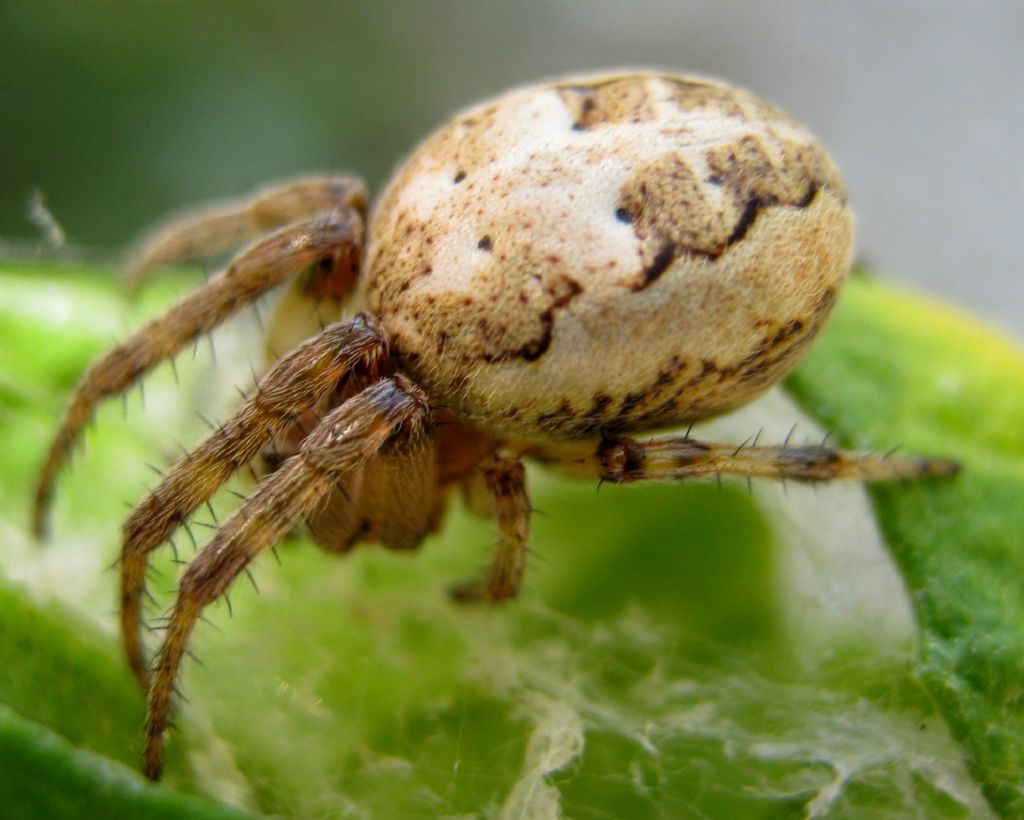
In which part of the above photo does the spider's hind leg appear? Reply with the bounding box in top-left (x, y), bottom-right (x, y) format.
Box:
top-left (528, 432), bottom-right (959, 486)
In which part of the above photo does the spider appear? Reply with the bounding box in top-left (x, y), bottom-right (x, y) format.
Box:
top-left (32, 70), bottom-right (957, 781)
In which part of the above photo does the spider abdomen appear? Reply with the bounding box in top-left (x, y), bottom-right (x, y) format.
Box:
top-left (363, 70), bottom-right (853, 440)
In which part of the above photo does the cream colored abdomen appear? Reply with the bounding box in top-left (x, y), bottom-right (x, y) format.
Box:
top-left (363, 71), bottom-right (853, 440)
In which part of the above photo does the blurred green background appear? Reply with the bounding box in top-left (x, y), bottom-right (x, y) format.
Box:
top-left (2, 0), bottom-right (1022, 338)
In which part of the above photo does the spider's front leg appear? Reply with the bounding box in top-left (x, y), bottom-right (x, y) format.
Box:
top-left (529, 431), bottom-right (959, 486)
top-left (120, 315), bottom-right (389, 686)
top-left (33, 205), bottom-right (364, 537)
top-left (144, 375), bottom-right (431, 781)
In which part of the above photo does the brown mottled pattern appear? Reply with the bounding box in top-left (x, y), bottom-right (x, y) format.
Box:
top-left (667, 78), bottom-right (749, 119)
top-left (364, 70), bottom-right (853, 441)
top-left (620, 132), bottom-right (842, 291)
top-left (557, 78), bottom-right (658, 130)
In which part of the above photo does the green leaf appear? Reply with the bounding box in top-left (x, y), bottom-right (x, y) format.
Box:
top-left (0, 703), bottom-right (249, 820)
top-left (787, 274), bottom-right (1024, 816)
top-left (1, 261), bottom-right (1019, 817)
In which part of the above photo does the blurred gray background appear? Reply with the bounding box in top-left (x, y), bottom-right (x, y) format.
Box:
top-left (2, 1), bottom-right (1021, 339)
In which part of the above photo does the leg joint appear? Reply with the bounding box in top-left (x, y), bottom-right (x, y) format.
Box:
top-left (597, 437), bottom-right (647, 483)
top-left (482, 458), bottom-right (526, 497)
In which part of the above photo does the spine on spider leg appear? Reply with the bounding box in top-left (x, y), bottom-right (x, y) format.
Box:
top-left (143, 376), bottom-right (429, 780)
top-left (120, 315), bottom-right (389, 687)
top-left (32, 210), bottom-right (364, 538)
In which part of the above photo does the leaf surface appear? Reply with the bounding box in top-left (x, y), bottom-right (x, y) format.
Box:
top-left (1, 262), bottom-right (1018, 817)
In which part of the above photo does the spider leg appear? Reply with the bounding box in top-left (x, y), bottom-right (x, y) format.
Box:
top-left (120, 315), bottom-right (389, 687)
top-left (33, 208), bottom-right (364, 537)
top-left (528, 433), bottom-right (959, 485)
top-left (451, 456), bottom-right (531, 602)
top-left (143, 374), bottom-right (431, 780)
top-left (124, 175), bottom-right (365, 284)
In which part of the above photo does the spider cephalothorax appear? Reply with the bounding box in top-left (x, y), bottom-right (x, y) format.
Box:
top-left (32, 70), bottom-right (957, 780)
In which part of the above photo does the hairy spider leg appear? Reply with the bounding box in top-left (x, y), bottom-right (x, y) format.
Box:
top-left (450, 457), bottom-right (531, 602)
top-left (143, 375), bottom-right (431, 780)
top-left (526, 432), bottom-right (960, 485)
top-left (124, 175), bottom-right (365, 285)
top-left (120, 316), bottom-right (389, 686)
top-left (33, 208), bottom-right (364, 537)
